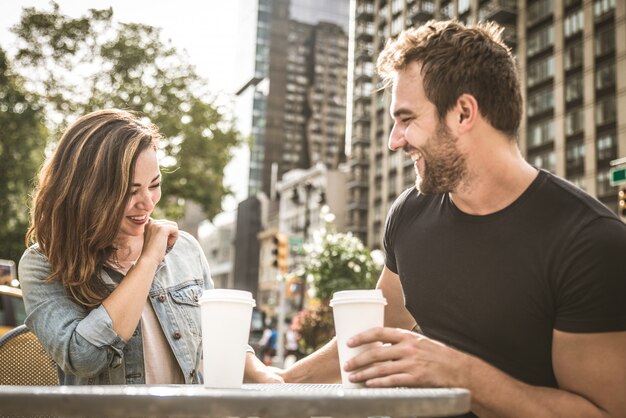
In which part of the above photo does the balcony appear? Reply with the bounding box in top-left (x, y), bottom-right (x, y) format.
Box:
top-left (408, 0), bottom-right (435, 23)
top-left (348, 200), bottom-right (369, 211)
top-left (356, 23), bottom-right (375, 42)
top-left (356, 2), bottom-right (375, 20)
top-left (480, 0), bottom-right (517, 24)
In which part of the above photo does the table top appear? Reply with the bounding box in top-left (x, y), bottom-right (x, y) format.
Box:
top-left (0, 383), bottom-right (471, 417)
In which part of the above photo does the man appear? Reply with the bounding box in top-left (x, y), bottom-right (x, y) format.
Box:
top-left (282, 20), bottom-right (626, 417)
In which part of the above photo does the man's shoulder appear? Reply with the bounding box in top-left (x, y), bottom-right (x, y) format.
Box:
top-left (539, 170), bottom-right (618, 221)
top-left (389, 186), bottom-right (440, 215)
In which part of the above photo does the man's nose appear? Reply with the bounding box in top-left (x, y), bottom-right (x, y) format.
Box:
top-left (388, 123), bottom-right (407, 151)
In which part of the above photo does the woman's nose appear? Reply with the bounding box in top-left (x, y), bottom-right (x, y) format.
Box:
top-left (136, 190), bottom-right (155, 211)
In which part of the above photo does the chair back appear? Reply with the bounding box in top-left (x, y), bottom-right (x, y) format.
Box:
top-left (0, 324), bottom-right (59, 385)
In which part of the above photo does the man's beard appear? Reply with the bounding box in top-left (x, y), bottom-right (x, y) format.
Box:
top-left (413, 121), bottom-right (468, 194)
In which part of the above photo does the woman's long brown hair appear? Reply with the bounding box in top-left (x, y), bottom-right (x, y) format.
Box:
top-left (26, 109), bottom-right (160, 308)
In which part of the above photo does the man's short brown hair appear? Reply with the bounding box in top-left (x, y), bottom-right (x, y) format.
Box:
top-left (377, 20), bottom-right (522, 138)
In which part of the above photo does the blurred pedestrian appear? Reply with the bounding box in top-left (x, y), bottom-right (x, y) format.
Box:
top-left (283, 319), bottom-right (301, 368)
top-left (258, 320), bottom-right (278, 366)
top-left (19, 109), bottom-right (282, 385)
top-left (281, 20), bottom-right (626, 417)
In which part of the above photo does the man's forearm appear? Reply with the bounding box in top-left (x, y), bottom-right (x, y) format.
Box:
top-left (283, 337), bottom-right (342, 383)
top-left (468, 357), bottom-right (610, 418)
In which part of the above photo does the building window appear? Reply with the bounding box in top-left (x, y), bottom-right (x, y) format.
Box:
top-left (527, 24), bottom-right (554, 57)
top-left (565, 108), bottom-right (584, 136)
top-left (528, 0), bottom-right (553, 26)
top-left (567, 174), bottom-right (586, 190)
top-left (527, 119), bottom-right (554, 148)
top-left (596, 131), bottom-right (617, 161)
top-left (595, 61), bottom-right (615, 90)
top-left (594, 0), bottom-right (615, 20)
top-left (440, 1), bottom-right (453, 19)
top-left (596, 96), bottom-right (616, 126)
top-left (528, 55), bottom-right (554, 87)
top-left (596, 168), bottom-right (615, 196)
top-left (564, 10), bottom-right (583, 37)
top-left (566, 139), bottom-right (585, 170)
top-left (564, 41), bottom-right (583, 70)
top-left (595, 26), bottom-right (615, 57)
top-left (529, 149), bottom-right (556, 173)
top-left (391, 15), bottom-right (404, 36)
top-left (527, 87), bottom-right (554, 117)
top-left (459, 0), bottom-right (471, 14)
top-left (566, 72), bottom-right (583, 102)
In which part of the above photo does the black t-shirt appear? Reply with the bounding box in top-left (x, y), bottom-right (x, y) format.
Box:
top-left (384, 170), bottom-right (626, 388)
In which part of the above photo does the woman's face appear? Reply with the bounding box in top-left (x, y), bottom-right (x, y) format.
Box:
top-left (116, 147), bottom-right (161, 242)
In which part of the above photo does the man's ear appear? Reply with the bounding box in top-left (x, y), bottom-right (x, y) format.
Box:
top-left (454, 94), bottom-right (479, 134)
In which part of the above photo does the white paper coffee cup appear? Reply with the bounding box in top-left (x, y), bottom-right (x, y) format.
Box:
top-left (330, 289), bottom-right (387, 388)
top-left (198, 289), bottom-right (256, 388)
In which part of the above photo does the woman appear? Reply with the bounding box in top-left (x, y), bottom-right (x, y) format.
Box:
top-left (19, 109), bottom-right (281, 384)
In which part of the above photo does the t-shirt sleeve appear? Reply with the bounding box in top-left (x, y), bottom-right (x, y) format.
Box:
top-left (553, 216), bottom-right (626, 333)
top-left (384, 189), bottom-right (414, 274)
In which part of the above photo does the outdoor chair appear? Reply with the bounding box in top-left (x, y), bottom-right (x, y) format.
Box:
top-left (0, 324), bottom-right (59, 385)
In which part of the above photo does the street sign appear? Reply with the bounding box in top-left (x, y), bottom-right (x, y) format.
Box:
top-left (610, 166), bottom-right (626, 186)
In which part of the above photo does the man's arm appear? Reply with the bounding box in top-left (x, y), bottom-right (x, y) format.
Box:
top-left (282, 266), bottom-right (415, 383)
top-left (344, 307), bottom-right (626, 417)
top-left (465, 330), bottom-right (626, 417)
top-left (377, 266), bottom-right (417, 330)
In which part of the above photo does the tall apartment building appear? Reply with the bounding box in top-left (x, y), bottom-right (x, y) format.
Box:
top-left (348, 0), bottom-right (626, 250)
top-left (246, 0), bottom-right (351, 197)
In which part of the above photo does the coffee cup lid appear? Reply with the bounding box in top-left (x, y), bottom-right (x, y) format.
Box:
top-left (198, 289), bottom-right (256, 306)
top-left (329, 289), bottom-right (387, 306)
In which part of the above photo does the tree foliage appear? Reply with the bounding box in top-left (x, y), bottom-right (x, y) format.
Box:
top-left (8, 2), bottom-right (240, 221)
top-left (304, 231), bottom-right (381, 303)
top-left (294, 230), bottom-right (381, 353)
top-left (291, 305), bottom-right (335, 354)
top-left (0, 47), bottom-right (47, 265)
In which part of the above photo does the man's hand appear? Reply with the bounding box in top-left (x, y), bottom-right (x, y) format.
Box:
top-left (343, 327), bottom-right (472, 388)
top-left (243, 352), bottom-right (285, 384)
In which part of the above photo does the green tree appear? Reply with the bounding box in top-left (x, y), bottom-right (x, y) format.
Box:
top-left (304, 231), bottom-right (381, 303)
top-left (9, 2), bottom-right (240, 220)
top-left (294, 230), bottom-right (381, 353)
top-left (0, 47), bottom-right (47, 265)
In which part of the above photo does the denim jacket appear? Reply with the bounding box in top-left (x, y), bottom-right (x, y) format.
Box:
top-left (18, 231), bottom-right (213, 384)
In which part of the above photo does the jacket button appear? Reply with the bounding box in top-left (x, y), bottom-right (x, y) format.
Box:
top-left (173, 332), bottom-right (181, 340)
top-left (158, 294), bottom-right (166, 302)
top-left (193, 295), bottom-right (199, 302)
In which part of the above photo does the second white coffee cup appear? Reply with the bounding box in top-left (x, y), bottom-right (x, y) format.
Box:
top-left (330, 289), bottom-right (387, 388)
top-left (198, 289), bottom-right (255, 388)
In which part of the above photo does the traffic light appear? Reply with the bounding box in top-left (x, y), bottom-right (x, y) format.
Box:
top-left (285, 275), bottom-right (301, 299)
top-left (618, 188), bottom-right (626, 221)
top-left (272, 233), bottom-right (288, 274)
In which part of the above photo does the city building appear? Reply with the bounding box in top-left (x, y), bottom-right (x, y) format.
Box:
top-left (348, 0), bottom-right (626, 250)
top-left (198, 217), bottom-right (236, 289)
top-left (255, 163), bottom-right (348, 316)
top-left (244, 0), bottom-right (351, 197)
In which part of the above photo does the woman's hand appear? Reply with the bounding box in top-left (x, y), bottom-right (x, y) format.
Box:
top-left (140, 218), bottom-right (179, 265)
top-left (243, 352), bottom-right (285, 384)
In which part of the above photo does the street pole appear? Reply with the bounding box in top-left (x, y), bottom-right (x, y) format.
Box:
top-left (275, 273), bottom-right (286, 367)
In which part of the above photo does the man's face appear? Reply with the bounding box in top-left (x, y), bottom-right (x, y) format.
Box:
top-left (388, 62), bottom-right (468, 194)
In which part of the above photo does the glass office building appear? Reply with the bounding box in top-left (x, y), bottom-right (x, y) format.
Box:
top-left (246, 0), bottom-right (351, 197)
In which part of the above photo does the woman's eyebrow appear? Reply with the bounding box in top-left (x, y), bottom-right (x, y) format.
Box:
top-left (132, 174), bottom-right (161, 187)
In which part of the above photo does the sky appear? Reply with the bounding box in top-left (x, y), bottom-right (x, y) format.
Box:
top-left (0, 1), bottom-right (249, 218)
